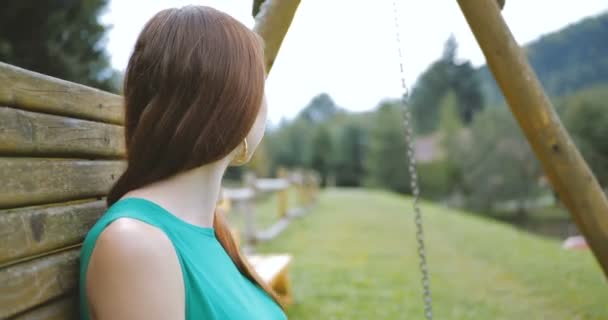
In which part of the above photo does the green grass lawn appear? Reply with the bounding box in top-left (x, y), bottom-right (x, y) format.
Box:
top-left (255, 188), bottom-right (607, 319)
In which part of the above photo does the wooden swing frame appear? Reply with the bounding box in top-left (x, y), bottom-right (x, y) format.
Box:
top-left (253, 0), bottom-right (608, 277)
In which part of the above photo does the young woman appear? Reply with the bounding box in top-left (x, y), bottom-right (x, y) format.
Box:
top-left (78, 6), bottom-right (286, 320)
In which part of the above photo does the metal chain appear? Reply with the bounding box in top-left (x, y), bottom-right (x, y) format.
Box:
top-left (391, 1), bottom-right (433, 319)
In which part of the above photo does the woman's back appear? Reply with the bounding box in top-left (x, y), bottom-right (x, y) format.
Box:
top-left (79, 197), bottom-right (286, 319)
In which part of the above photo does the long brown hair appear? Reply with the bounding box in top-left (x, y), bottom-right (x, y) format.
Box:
top-left (106, 6), bottom-right (283, 308)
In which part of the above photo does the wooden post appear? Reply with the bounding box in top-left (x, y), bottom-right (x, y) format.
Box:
top-left (252, 0), bottom-right (301, 72)
top-left (457, 0), bottom-right (608, 277)
top-left (277, 167), bottom-right (289, 218)
top-left (243, 172), bottom-right (258, 246)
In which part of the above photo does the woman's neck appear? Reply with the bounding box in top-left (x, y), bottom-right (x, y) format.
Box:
top-left (122, 159), bottom-right (229, 228)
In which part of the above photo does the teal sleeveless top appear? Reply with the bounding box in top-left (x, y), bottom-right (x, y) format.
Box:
top-left (79, 197), bottom-right (287, 320)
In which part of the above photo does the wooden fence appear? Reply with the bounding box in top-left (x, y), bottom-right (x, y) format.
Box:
top-left (223, 169), bottom-right (320, 248)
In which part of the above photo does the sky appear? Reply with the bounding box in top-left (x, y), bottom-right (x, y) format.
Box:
top-left (100, 1), bottom-right (608, 124)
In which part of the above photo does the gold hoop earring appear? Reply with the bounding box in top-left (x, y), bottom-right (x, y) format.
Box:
top-left (240, 139), bottom-right (248, 162)
top-left (232, 139), bottom-right (248, 166)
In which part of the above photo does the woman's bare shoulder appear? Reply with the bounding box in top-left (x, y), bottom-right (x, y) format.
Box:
top-left (92, 217), bottom-right (174, 259)
top-left (86, 218), bottom-right (185, 320)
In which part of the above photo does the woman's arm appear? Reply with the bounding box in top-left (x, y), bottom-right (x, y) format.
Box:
top-left (86, 218), bottom-right (185, 320)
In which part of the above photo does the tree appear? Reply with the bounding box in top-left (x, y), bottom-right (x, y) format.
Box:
top-left (441, 34), bottom-right (458, 63)
top-left (409, 59), bottom-right (450, 134)
top-left (451, 61), bottom-right (483, 123)
top-left (438, 91), bottom-right (465, 194)
top-left (456, 108), bottom-right (542, 217)
top-left (480, 12), bottom-right (608, 105)
top-left (365, 101), bottom-right (411, 194)
top-left (297, 93), bottom-right (341, 124)
top-left (413, 91), bottom-right (468, 201)
top-left (438, 91), bottom-right (462, 143)
top-left (334, 121), bottom-right (367, 187)
top-left (0, 0), bottom-right (119, 92)
top-left (264, 118), bottom-right (313, 170)
top-left (561, 85), bottom-right (608, 188)
top-left (310, 125), bottom-right (334, 187)
top-left (410, 36), bottom-right (483, 133)
top-left (265, 93), bottom-right (342, 175)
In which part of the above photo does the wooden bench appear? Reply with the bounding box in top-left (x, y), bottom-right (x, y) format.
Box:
top-left (247, 254), bottom-right (293, 306)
